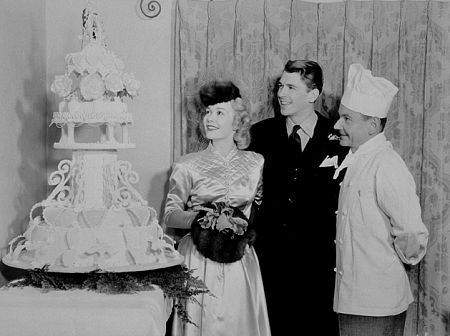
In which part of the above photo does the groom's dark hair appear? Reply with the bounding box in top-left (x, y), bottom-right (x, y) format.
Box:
top-left (284, 60), bottom-right (324, 94)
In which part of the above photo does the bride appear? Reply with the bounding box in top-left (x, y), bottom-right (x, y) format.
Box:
top-left (163, 80), bottom-right (271, 336)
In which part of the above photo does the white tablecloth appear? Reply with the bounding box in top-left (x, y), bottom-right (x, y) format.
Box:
top-left (0, 287), bottom-right (172, 336)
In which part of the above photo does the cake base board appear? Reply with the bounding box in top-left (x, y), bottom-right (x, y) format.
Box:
top-left (2, 254), bottom-right (184, 273)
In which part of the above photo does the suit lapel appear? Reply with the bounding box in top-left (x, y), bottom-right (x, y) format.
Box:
top-left (269, 115), bottom-right (334, 170)
top-left (301, 114), bottom-right (333, 169)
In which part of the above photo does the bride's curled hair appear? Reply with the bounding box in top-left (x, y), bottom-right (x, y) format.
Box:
top-left (230, 97), bottom-right (251, 149)
top-left (199, 80), bottom-right (252, 149)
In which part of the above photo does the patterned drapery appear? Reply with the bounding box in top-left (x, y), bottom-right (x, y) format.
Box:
top-left (172, 0), bottom-right (450, 334)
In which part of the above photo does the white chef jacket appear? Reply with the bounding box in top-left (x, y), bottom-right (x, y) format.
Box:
top-left (333, 133), bottom-right (428, 316)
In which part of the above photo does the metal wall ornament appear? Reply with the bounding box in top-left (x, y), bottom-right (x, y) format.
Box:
top-left (140, 0), bottom-right (161, 18)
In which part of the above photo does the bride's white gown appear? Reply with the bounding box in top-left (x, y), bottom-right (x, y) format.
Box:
top-left (164, 144), bottom-right (271, 336)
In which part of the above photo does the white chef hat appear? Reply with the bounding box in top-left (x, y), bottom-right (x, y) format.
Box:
top-left (341, 63), bottom-right (398, 118)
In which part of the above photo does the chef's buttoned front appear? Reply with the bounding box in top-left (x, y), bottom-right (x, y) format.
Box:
top-left (333, 133), bottom-right (429, 316)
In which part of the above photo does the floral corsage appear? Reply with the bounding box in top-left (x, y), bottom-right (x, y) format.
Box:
top-left (190, 202), bottom-right (256, 264)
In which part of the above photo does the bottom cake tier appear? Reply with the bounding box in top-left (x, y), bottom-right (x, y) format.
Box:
top-left (5, 204), bottom-right (182, 271)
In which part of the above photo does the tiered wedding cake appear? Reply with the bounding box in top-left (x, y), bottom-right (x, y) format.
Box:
top-left (3, 5), bottom-right (182, 272)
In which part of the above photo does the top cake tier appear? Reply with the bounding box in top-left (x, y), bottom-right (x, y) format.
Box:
top-left (50, 6), bottom-right (140, 150)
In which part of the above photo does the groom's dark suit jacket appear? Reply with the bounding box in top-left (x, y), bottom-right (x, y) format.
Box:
top-left (248, 112), bottom-right (347, 335)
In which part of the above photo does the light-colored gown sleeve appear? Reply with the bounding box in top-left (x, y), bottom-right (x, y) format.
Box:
top-left (163, 149), bottom-right (264, 228)
top-left (163, 161), bottom-right (197, 230)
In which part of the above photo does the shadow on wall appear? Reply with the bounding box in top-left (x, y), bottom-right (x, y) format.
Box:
top-left (268, 75), bottom-right (281, 119)
top-left (46, 23), bottom-right (77, 176)
top-left (183, 76), bottom-right (209, 155)
top-left (320, 93), bottom-right (341, 120)
top-left (1, 27), bottom-right (48, 285)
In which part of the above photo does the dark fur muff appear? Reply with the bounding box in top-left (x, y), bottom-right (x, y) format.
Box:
top-left (190, 206), bottom-right (256, 264)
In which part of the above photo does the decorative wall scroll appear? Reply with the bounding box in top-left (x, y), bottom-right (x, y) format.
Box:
top-left (140, 0), bottom-right (161, 18)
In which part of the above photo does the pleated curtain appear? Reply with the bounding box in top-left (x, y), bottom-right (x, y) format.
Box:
top-left (172, 0), bottom-right (450, 335)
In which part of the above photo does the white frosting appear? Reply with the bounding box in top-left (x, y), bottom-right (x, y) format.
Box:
top-left (71, 151), bottom-right (118, 209)
top-left (14, 206), bottom-right (170, 269)
top-left (50, 34), bottom-right (138, 149)
top-left (51, 97), bottom-right (134, 149)
top-left (6, 151), bottom-right (180, 270)
top-left (4, 6), bottom-right (173, 271)
top-left (52, 98), bottom-right (132, 125)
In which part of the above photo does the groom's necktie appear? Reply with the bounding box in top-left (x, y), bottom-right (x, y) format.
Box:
top-left (289, 124), bottom-right (302, 151)
top-left (289, 124), bottom-right (303, 164)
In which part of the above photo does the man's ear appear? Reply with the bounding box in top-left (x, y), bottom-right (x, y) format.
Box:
top-left (368, 117), bottom-right (381, 134)
top-left (307, 88), bottom-right (320, 103)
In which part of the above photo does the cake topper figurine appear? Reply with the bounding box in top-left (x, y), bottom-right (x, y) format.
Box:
top-left (49, 4), bottom-right (141, 149)
top-left (81, 1), bottom-right (106, 48)
top-left (50, 3), bottom-right (140, 107)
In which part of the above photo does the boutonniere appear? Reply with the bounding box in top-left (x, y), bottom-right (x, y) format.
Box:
top-left (319, 155), bottom-right (339, 168)
top-left (328, 134), bottom-right (340, 141)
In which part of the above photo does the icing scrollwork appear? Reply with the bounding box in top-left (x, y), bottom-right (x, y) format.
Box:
top-left (43, 159), bottom-right (74, 205)
top-left (72, 155), bottom-right (85, 207)
top-left (115, 160), bottom-right (147, 207)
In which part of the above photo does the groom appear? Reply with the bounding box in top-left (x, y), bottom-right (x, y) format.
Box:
top-left (248, 60), bottom-right (347, 335)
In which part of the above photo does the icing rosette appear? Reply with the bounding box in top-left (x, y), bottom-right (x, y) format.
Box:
top-left (105, 72), bottom-right (124, 94)
top-left (122, 72), bottom-right (140, 97)
top-left (51, 74), bottom-right (73, 98)
top-left (80, 73), bottom-right (105, 101)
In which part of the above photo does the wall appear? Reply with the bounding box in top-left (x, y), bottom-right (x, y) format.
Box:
top-left (0, 1), bottom-right (47, 283)
top-left (46, 0), bottom-right (174, 218)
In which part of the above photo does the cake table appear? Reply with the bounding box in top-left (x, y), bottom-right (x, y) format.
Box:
top-left (0, 286), bottom-right (172, 336)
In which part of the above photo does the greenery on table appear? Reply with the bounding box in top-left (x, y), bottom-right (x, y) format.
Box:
top-left (6, 265), bottom-right (209, 326)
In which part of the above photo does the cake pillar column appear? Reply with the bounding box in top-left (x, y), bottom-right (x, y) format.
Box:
top-left (71, 150), bottom-right (118, 209)
top-left (68, 123), bottom-right (75, 144)
top-left (106, 124), bottom-right (116, 143)
top-left (122, 124), bottom-right (129, 144)
top-left (58, 125), bottom-right (68, 145)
